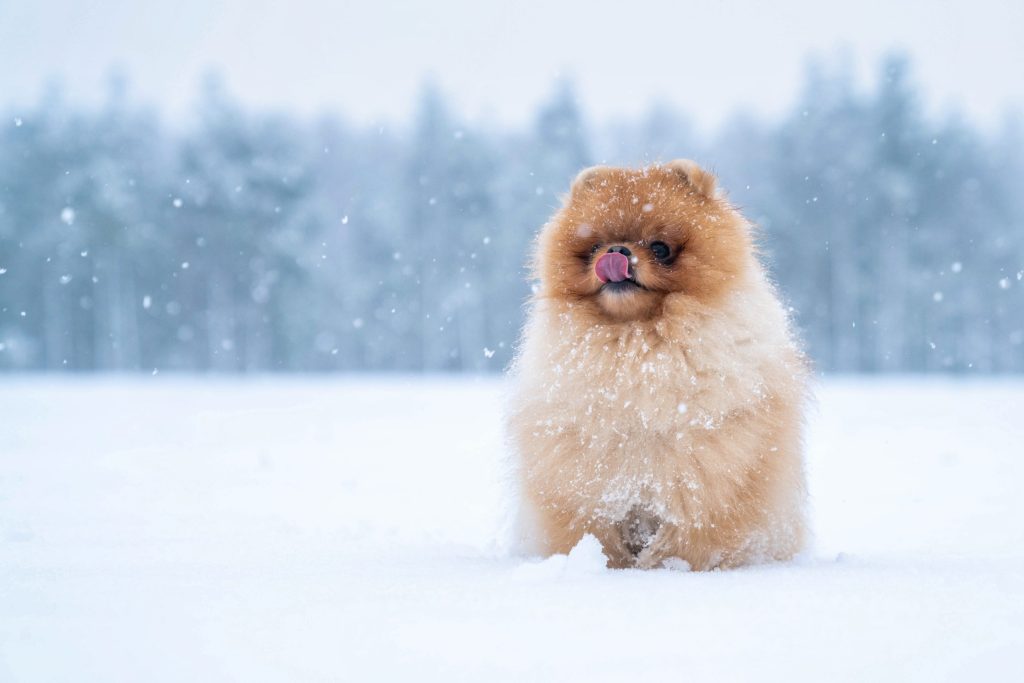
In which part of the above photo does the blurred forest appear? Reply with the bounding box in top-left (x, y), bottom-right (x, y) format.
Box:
top-left (1, 54), bottom-right (1022, 374)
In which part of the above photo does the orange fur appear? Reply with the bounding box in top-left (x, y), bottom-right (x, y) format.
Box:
top-left (507, 160), bottom-right (809, 570)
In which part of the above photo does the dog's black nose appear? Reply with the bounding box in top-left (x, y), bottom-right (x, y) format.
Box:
top-left (607, 245), bottom-right (632, 257)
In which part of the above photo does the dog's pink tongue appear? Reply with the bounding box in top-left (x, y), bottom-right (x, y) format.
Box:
top-left (595, 251), bottom-right (630, 283)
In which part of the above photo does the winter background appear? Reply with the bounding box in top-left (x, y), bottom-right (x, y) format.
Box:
top-left (1, 0), bottom-right (1023, 680)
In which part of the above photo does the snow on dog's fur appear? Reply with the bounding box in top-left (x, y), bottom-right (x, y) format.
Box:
top-left (507, 160), bottom-right (809, 570)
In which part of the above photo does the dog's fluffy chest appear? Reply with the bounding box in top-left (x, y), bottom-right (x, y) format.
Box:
top-left (546, 330), bottom-right (699, 439)
top-left (519, 307), bottom-right (772, 448)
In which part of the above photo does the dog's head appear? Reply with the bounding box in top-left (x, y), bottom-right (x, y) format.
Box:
top-left (534, 160), bottom-right (754, 322)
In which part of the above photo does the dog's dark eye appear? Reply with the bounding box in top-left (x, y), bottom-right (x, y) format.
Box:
top-left (650, 241), bottom-right (671, 261)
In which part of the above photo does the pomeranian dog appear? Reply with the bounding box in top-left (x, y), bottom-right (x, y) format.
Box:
top-left (507, 160), bottom-right (809, 570)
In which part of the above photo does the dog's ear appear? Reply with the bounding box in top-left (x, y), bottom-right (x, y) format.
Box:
top-left (664, 159), bottom-right (717, 198)
top-left (570, 165), bottom-right (613, 197)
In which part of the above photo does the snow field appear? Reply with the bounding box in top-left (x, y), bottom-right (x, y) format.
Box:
top-left (1, 377), bottom-right (1022, 681)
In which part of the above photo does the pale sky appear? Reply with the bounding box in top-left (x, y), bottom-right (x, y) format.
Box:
top-left (1, 0), bottom-right (1021, 131)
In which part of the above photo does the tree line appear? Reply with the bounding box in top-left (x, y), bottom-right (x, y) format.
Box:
top-left (0, 55), bottom-right (1021, 374)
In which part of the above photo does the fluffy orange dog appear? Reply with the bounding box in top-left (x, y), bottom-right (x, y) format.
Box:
top-left (507, 160), bottom-right (809, 570)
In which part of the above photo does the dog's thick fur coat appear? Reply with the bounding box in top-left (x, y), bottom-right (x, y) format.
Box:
top-left (507, 161), bottom-right (809, 570)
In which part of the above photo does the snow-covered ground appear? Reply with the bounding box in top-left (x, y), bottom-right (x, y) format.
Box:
top-left (1, 376), bottom-right (1022, 681)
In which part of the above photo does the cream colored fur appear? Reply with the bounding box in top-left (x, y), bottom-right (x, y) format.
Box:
top-left (506, 163), bottom-right (809, 570)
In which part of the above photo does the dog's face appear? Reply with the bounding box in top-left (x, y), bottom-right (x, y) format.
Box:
top-left (535, 160), bottom-right (754, 322)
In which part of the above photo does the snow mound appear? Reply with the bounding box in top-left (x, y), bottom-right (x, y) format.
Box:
top-left (515, 534), bottom-right (608, 580)
top-left (565, 533), bottom-right (608, 573)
